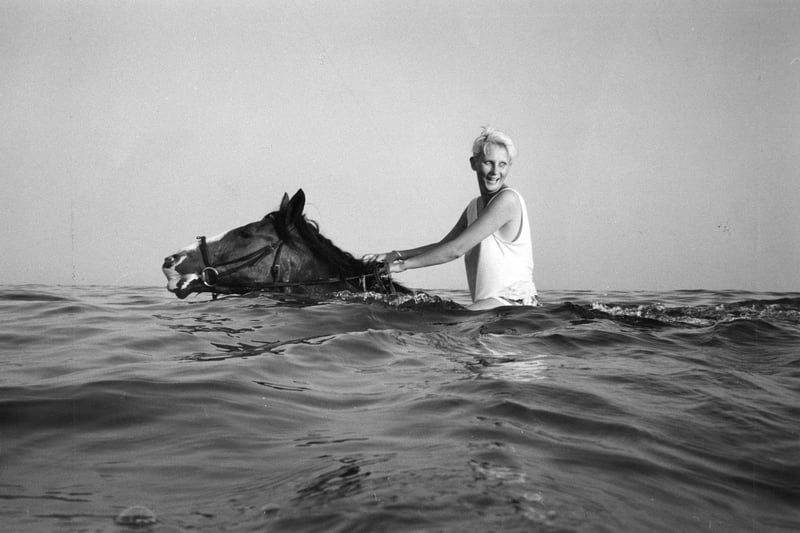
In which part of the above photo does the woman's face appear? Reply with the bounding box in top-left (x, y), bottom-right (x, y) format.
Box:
top-left (472, 143), bottom-right (511, 196)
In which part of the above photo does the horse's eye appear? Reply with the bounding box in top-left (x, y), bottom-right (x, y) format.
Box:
top-left (239, 229), bottom-right (253, 239)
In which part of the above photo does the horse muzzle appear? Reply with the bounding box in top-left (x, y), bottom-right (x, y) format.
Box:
top-left (162, 252), bottom-right (205, 299)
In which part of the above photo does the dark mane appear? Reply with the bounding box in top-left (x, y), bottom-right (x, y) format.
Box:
top-left (270, 210), bottom-right (377, 278)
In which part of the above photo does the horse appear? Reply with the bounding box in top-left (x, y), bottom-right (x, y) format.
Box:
top-left (162, 189), bottom-right (408, 299)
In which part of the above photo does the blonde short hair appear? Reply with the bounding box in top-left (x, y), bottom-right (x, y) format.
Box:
top-left (471, 126), bottom-right (518, 162)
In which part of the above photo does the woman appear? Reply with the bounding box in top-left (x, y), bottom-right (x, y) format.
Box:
top-left (364, 127), bottom-right (537, 310)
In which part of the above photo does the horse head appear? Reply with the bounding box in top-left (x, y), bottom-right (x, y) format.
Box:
top-left (162, 189), bottom-right (400, 299)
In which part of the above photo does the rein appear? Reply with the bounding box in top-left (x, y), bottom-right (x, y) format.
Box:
top-left (195, 235), bottom-right (394, 299)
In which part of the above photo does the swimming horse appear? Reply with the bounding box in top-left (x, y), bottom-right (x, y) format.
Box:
top-left (162, 189), bottom-right (407, 299)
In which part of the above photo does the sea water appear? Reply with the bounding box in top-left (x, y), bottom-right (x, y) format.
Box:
top-left (1, 285), bottom-right (798, 532)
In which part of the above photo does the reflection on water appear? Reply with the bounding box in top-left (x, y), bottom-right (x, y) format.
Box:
top-left (469, 357), bottom-right (548, 382)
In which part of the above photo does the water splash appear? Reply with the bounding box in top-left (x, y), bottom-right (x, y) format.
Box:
top-left (115, 505), bottom-right (157, 527)
top-left (589, 297), bottom-right (800, 327)
top-left (332, 290), bottom-right (464, 309)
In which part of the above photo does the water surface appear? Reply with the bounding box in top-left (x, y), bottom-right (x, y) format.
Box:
top-left (1, 286), bottom-right (798, 532)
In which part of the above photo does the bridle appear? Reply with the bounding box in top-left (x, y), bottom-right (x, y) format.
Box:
top-left (194, 233), bottom-right (395, 299)
top-left (196, 235), bottom-right (285, 292)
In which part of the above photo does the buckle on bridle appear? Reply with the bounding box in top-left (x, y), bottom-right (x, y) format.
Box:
top-left (201, 267), bottom-right (220, 287)
top-left (196, 235), bottom-right (219, 287)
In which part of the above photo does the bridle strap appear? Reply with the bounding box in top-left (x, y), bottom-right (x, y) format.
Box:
top-left (194, 235), bottom-right (395, 297)
top-left (197, 236), bottom-right (278, 270)
top-left (269, 241), bottom-right (285, 282)
top-left (196, 235), bottom-right (281, 291)
top-left (198, 236), bottom-right (212, 268)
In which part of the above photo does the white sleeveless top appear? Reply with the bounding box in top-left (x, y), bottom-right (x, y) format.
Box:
top-left (464, 188), bottom-right (537, 303)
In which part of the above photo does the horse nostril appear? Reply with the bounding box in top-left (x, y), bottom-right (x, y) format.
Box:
top-left (163, 255), bottom-right (175, 268)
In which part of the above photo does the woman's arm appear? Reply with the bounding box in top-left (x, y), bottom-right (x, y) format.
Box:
top-left (363, 209), bottom-right (468, 264)
top-left (392, 191), bottom-right (519, 273)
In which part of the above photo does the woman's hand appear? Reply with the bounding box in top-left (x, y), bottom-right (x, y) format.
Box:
top-left (362, 250), bottom-right (403, 264)
top-left (388, 259), bottom-right (407, 274)
top-left (364, 251), bottom-right (407, 275)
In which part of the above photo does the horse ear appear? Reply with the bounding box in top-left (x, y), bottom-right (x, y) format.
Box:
top-left (284, 189), bottom-right (306, 225)
top-left (280, 192), bottom-right (290, 212)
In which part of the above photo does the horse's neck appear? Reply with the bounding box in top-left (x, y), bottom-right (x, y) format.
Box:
top-left (299, 256), bottom-right (336, 281)
top-left (289, 242), bottom-right (340, 281)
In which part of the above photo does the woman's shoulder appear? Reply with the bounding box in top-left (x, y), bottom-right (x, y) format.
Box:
top-left (488, 188), bottom-right (523, 208)
top-left (497, 187), bottom-right (524, 199)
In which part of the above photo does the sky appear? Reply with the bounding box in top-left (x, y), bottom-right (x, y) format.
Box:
top-left (2, 0), bottom-right (799, 293)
